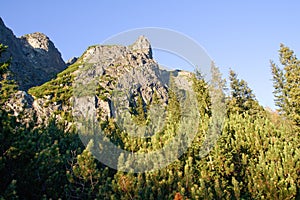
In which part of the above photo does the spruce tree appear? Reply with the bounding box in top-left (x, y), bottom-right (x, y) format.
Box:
top-left (228, 69), bottom-right (261, 115)
top-left (271, 44), bottom-right (300, 126)
top-left (271, 60), bottom-right (286, 114)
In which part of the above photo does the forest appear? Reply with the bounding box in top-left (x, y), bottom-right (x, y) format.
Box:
top-left (0, 43), bottom-right (299, 199)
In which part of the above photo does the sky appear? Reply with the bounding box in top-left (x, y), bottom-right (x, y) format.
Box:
top-left (2, 1), bottom-right (300, 110)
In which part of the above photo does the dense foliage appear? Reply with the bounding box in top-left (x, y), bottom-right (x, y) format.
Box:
top-left (0, 44), bottom-right (299, 199)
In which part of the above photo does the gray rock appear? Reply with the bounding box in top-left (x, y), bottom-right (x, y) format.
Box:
top-left (0, 18), bottom-right (66, 90)
top-left (73, 36), bottom-right (193, 121)
top-left (130, 35), bottom-right (152, 59)
top-left (4, 90), bottom-right (35, 125)
top-left (2, 30), bottom-right (194, 127)
top-left (66, 57), bottom-right (78, 66)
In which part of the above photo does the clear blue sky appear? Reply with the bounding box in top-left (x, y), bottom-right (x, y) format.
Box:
top-left (2, 1), bottom-right (300, 109)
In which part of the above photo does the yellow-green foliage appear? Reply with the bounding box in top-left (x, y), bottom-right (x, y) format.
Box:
top-left (0, 44), bottom-right (10, 76)
top-left (28, 61), bottom-right (81, 102)
top-left (1, 43), bottom-right (300, 199)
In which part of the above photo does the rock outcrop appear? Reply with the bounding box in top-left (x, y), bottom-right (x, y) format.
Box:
top-left (66, 57), bottom-right (78, 66)
top-left (4, 91), bottom-right (34, 126)
top-left (0, 20), bottom-right (193, 126)
top-left (130, 35), bottom-right (153, 59)
top-left (72, 36), bottom-right (193, 121)
top-left (0, 18), bottom-right (66, 90)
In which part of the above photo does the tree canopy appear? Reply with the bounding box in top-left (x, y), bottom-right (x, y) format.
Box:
top-left (0, 43), bottom-right (299, 199)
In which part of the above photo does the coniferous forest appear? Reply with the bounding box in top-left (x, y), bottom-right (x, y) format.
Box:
top-left (0, 42), bottom-right (300, 200)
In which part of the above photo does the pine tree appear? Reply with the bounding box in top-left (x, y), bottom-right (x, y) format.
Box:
top-left (192, 69), bottom-right (211, 118)
top-left (271, 44), bottom-right (300, 126)
top-left (129, 91), bottom-right (147, 125)
top-left (228, 69), bottom-right (261, 115)
top-left (135, 92), bottom-right (147, 124)
top-left (0, 44), bottom-right (17, 105)
top-left (164, 78), bottom-right (181, 138)
top-left (0, 44), bottom-right (10, 76)
top-left (209, 62), bottom-right (226, 135)
top-left (271, 60), bottom-right (285, 114)
top-left (66, 140), bottom-right (101, 199)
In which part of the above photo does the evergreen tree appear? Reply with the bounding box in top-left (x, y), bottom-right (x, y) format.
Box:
top-left (1, 41), bottom-right (300, 199)
top-left (271, 44), bottom-right (300, 126)
top-left (0, 44), bottom-right (17, 105)
top-left (209, 62), bottom-right (226, 135)
top-left (0, 44), bottom-right (10, 76)
top-left (66, 140), bottom-right (103, 199)
top-left (228, 69), bottom-right (261, 115)
top-left (135, 92), bottom-right (147, 124)
top-left (192, 69), bottom-right (211, 118)
top-left (271, 60), bottom-right (286, 113)
top-left (128, 91), bottom-right (147, 125)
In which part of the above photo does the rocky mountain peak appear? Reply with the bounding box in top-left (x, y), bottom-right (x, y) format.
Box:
top-left (21, 32), bottom-right (51, 51)
top-left (130, 35), bottom-right (152, 59)
top-left (71, 36), bottom-right (193, 121)
top-left (2, 29), bottom-right (194, 126)
top-left (0, 18), bottom-right (66, 90)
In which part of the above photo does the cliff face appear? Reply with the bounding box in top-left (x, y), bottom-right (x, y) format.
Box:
top-left (0, 18), bottom-right (66, 90)
top-left (0, 18), bottom-right (193, 125)
top-left (26, 35), bottom-right (193, 124)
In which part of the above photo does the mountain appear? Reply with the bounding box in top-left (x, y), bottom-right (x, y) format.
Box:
top-left (0, 16), bottom-right (193, 127)
top-left (1, 18), bottom-right (299, 200)
top-left (0, 18), bottom-right (194, 125)
top-left (0, 18), bottom-right (66, 90)
top-left (27, 35), bottom-right (193, 124)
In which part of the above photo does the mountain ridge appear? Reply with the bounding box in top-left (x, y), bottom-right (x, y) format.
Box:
top-left (27, 35), bottom-right (193, 124)
top-left (0, 17), bottom-right (194, 127)
top-left (0, 17), bottom-right (66, 90)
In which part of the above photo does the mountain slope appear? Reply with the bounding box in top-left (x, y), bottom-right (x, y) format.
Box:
top-left (28, 36), bottom-right (193, 124)
top-left (0, 18), bottom-right (66, 90)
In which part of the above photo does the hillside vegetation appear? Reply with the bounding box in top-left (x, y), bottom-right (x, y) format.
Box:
top-left (0, 43), bottom-right (299, 200)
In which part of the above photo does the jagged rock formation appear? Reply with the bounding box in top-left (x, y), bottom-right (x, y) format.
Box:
top-left (0, 18), bottom-right (66, 90)
top-left (0, 20), bottom-right (193, 125)
top-left (28, 35), bottom-right (193, 124)
top-left (0, 17), bottom-right (194, 127)
top-left (130, 35), bottom-right (153, 59)
top-left (66, 57), bottom-right (78, 66)
top-left (73, 35), bottom-right (193, 122)
top-left (4, 91), bottom-right (33, 119)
